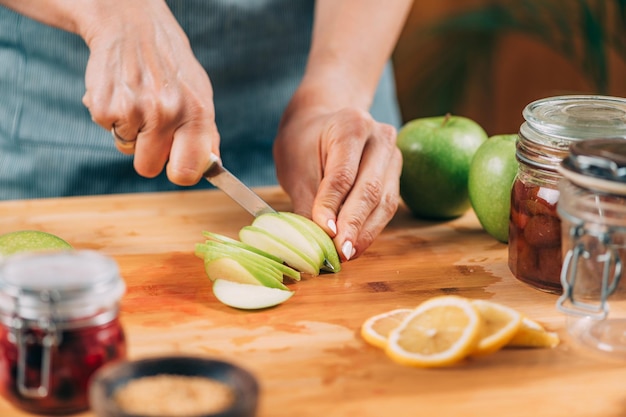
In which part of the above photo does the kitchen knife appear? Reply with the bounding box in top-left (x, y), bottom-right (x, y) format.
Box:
top-left (203, 153), bottom-right (277, 217)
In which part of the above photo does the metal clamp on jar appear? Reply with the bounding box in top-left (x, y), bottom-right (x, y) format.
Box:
top-left (0, 250), bottom-right (127, 414)
top-left (556, 138), bottom-right (626, 356)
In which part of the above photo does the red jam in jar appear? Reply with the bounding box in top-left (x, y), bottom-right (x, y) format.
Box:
top-left (508, 164), bottom-right (562, 292)
top-left (0, 250), bottom-right (126, 414)
top-left (508, 95), bottom-right (626, 293)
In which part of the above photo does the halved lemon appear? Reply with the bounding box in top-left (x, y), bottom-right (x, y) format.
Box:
top-left (470, 299), bottom-right (522, 356)
top-left (506, 316), bottom-right (560, 348)
top-left (385, 296), bottom-right (482, 368)
top-left (360, 308), bottom-right (413, 349)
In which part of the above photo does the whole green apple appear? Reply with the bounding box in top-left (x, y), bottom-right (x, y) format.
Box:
top-left (397, 114), bottom-right (488, 219)
top-left (468, 134), bottom-right (519, 243)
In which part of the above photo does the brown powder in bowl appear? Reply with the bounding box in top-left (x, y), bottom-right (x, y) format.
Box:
top-left (113, 374), bottom-right (235, 416)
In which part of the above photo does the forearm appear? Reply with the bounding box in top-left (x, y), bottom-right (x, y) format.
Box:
top-left (298, 0), bottom-right (413, 111)
top-left (0, 0), bottom-right (171, 45)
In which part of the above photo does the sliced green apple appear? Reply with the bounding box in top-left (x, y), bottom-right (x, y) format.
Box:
top-left (196, 240), bottom-right (301, 281)
top-left (278, 212), bottom-right (341, 273)
top-left (251, 213), bottom-right (325, 269)
top-left (202, 231), bottom-right (283, 263)
top-left (212, 279), bottom-right (294, 310)
top-left (239, 226), bottom-right (319, 276)
top-left (203, 256), bottom-right (288, 290)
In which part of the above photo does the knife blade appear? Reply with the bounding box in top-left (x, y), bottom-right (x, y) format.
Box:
top-left (203, 153), bottom-right (277, 217)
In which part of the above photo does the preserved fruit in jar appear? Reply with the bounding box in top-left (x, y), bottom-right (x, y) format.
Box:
top-left (508, 95), bottom-right (626, 293)
top-left (0, 318), bottom-right (126, 414)
top-left (0, 250), bottom-right (126, 414)
top-left (508, 170), bottom-right (562, 292)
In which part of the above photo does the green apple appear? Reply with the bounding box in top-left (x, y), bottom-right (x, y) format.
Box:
top-left (199, 244), bottom-right (284, 284)
top-left (196, 212), bottom-right (341, 308)
top-left (196, 239), bottom-right (301, 281)
top-left (397, 114), bottom-right (488, 219)
top-left (212, 279), bottom-right (294, 310)
top-left (468, 134), bottom-right (519, 243)
top-left (251, 213), bottom-right (325, 268)
top-left (278, 212), bottom-right (341, 272)
top-left (203, 257), bottom-right (288, 290)
top-left (239, 226), bottom-right (319, 276)
top-left (0, 230), bottom-right (72, 257)
top-left (202, 231), bottom-right (283, 264)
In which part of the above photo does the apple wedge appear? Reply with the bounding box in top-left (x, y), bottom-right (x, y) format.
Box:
top-left (278, 212), bottom-right (341, 272)
top-left (203, 256), bottom-right (288, 290)
top-left (239, 226), bottom-right (320, 276)
top-left (212, 279), bottom-right (294, 310)
top-left (195, 240), bottom-right (301, 281)
top-left (251, 213), bottom-right (325, 268)
top-left (202, 231), bottom-right (283, 263)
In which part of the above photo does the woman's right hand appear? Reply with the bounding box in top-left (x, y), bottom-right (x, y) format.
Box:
top-left (76, 0), bottom-right (219, 185)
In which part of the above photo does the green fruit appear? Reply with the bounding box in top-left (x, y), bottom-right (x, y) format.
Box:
top-left (0, 230), bottom-right (72, 256)
top-left (397, 114), bottom-right (488, 219)
top-left (468, 134), bottom-right (519, 243)
top-left (212, 279), bottom-right (294, 310)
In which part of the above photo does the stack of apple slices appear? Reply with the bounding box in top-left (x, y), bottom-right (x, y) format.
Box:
top-left (195, 212), bottom-right (341, 310)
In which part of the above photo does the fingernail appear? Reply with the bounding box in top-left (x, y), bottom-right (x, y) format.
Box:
top-left (342, 240), bottom-right (353, 261)
top-left (327, 219), bottom-right (337, 235)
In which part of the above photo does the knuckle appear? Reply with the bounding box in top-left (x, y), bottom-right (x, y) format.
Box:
top-left (361, 178), bottom-right (384, 206)
top-left (381, 192), bottom-right (400, 218)
top-left (327, 168), bottom-right (356, 195)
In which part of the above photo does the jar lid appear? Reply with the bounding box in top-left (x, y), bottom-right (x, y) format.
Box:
top-left (559, 138), bottom-right (626, 195)
top-left (524, 95), bottom-right (626, 140)
top-left (0, 250), bottom-right (125, 321)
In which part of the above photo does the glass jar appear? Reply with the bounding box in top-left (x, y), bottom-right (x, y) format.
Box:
top-left (508, 95), bottom-right (626, 293)
top-left (556, 138), bottom-right (626, 356)
top-left (0, 250), bottom-right (126, 415)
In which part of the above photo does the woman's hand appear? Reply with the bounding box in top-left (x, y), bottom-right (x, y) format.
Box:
top-left (274, 0), bottom-right (411, 261)
top-left (274, 101), bottom-right (402, 262)
top-left (0, 0), bottom-right (219, 184)
top-left (79, 0), bottom-right (219, 185)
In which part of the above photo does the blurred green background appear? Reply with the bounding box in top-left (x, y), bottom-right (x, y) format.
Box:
top-left (393, 0), bottom-right (626, 135)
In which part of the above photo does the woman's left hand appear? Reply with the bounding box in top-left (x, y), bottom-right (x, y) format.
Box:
top-left (274, 102), bottom-right (402, 262)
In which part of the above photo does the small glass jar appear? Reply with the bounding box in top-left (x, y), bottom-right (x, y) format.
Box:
top-left (0, 250), bottom-right (126, 415)
top-left (508, 95), bottom-right (626, 293)
top-left (556, 138), bottom-right (626, 356)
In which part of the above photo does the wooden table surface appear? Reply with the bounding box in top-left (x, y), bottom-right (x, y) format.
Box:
top-left (0, 187), bottom-right (625, 417)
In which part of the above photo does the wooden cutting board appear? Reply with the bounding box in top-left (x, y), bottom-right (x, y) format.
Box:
top-left (0, 187), bottom-right (625, 417)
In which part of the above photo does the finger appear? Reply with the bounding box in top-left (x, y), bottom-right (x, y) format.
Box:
top-left (331, 123), bottom-right (399, 260)
top-left (310, 109), bottom-right (374, 236)
top-left (165, 121), bottom-right (219, 186)
top-left (344, 146), bottom-right (402, 260)
top-left (111, 126), bottom-right (138, 154)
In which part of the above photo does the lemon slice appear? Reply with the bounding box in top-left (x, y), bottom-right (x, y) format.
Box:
top-left (360, 308), bottom-right (413, 349)
top-left (470, 299), bottom-right (522, 356)
top-left (385, 296), bottom-right (482, 368)
top-left (506, 316), bottom-right (560, 348)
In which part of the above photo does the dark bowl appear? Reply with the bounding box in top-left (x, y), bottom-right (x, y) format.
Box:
top-left (88, 355), bottom-right (259, 417)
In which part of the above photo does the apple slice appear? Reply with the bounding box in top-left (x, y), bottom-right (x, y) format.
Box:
top-left (196, 240), bottom-right (301, 281)
top-left (203, 256), bottom-right (288, 290)
top-left (239, 226), bottom-right (319, 276)
top-left (201, 248), bottom-right (284, 285)
top-left (278, 212), bottom-right (341, 272)
top-left (212, 279), bottom-right (294, 310)
top-left (251, 213), bottom-right (325, 269)
top-left (202, 231), bottom-right (283, 263)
